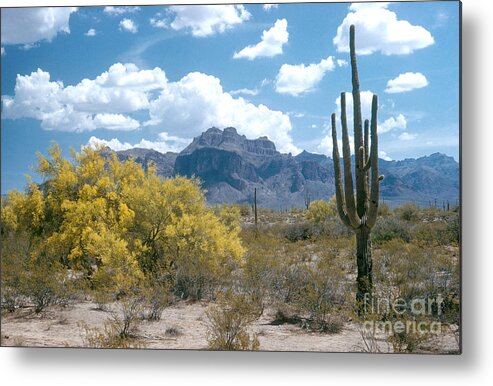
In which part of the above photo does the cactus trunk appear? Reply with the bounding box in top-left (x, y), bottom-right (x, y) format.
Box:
top-left (356, 226), bottom-right (372, 308)
top-left (331, 25), bottom-right (382, 314)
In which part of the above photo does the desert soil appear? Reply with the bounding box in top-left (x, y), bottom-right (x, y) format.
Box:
top-left (1, 301), bottom-right (459, 353)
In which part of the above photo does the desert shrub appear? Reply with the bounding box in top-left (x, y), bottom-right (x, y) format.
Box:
top-left (281, 222), bottom-right (313, 242)
top-left (297, 252), bottom-right (348, 332)
top-left (0, 230), bottom-right (29, 312)
top-left (241, 249), bottom-right (278, 316)
top-left (279, 217), bottom-right (351, 242)
top-left (378, 202), bottom-right (392, 217)
top-left (19, 251), bottom-right (77, 313)
top-left (206, 292), bottom-right (260, 351)
top-left (410, 221), bottom-right (451, 246)
top-left (237, 203), bottom-right (251, 217)
top-left (165, 326), bottom-right (183, 337)
top-left (446, 213), bottom-right (460, 244)
top-left (270, 305), bottom-right (302, 325)
top-left (394, 203), bottom-right (420, 222)
top-left (372, 217), bottom-right (411, 244)
top-left (80, 321), bottom-right (144, 349)
top-left (109, 296), bottom-right (145, 338)
top-left (321, 218), bottom-right (353, 238)
top-left (269, 261), bottom-right (311, 304)
top-left (371, 239), bottom-right (459, 351)
top-left (306, 199), bottom-right (336, 224)
top-left (168, 204), bottom-right (244, 301)
top-left (142, 281), bottom-right (172, 321)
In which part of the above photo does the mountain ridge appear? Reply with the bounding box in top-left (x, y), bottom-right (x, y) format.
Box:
top-left (114, 127), bottom-right (459, 209)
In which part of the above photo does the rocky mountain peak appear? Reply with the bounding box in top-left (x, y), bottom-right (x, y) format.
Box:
top-left (181, 127), bottom-right (279, 162)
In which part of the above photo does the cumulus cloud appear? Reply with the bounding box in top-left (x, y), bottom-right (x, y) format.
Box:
top-left (335, 90), bottom-right (375, 122)
top-left (317, 133), bottom-right (354, 156)
top-left (148, 71), bottom-right (298, 153)
top-left (333, 3), bottom-right (434, 55)
top-left (263, 4), bottom-right (279, 12)
top-left (1, 47), bottom-right (4, 56)
top-left (2, 63), bottom-right (297, 153)
top-left (103, 6), bottom-right (140, 15)
top-left (385, 72), bottom-right (429, 94)
top-left (150, 17), bottom-right (167, 29)
top-left (85, 28), bottom-right (97, 37)
top-left (398, 132), bottom-right (417, 141)
top-left (379, 150), bottom-right (392, 161)
top-left (1, 64), bottom-right (166, 132)
top-left (334, 93), bottom-right (407, 135)
top-left (337, 59), bottom-right (348, 67)
top-left (119, 19), bottom-right (138, 33)
top-left (234, 19), bottom-right (288, 60)
top-left (88, 131), bottom-right (190, 154)
top-left (230, 88), bottom-right (259, 96)
top-left (1, 7), bottom-right (77, 46)
top-left (275, 56), bottom-right (335, 96)
top-left (169, 5), bottom-right (250, 37)
top-left (380, 114), bottom-right (407, 133)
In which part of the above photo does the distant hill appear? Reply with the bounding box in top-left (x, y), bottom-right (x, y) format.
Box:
top-left (114, 127), bottom-right (459, 209)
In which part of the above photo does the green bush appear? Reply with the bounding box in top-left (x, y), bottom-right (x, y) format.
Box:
top-left (372, 217), bottom-right (411, 244)
top-left (395, 203), bottom-right (420, 222)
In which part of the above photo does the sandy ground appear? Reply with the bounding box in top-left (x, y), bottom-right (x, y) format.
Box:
top-left (0, 301), bottom-right (459, 353)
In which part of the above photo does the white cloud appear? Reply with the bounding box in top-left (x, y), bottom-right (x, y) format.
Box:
top-left (2, 64), bottom-right (297, 153)
top-left (434, 11), bottom-right (449, 28)
top-left (234, 19), bottom-right (288, 60)
top-left (385, 72), bottom-right (429, 94)
top-left (104, 6), bottom-right (140, 15)
top-left (379, 150), bottom-right (392, 161)
top-left (380, 114), bottom-right (407, 133)
top-left (169, 5), bottom-right (250, 37)
top-left (148, 71), bottom-right (298, 154)
top-left (263, 4), bottom-right (279, 12)
top-left (1, 64), bottom-right (167, 132)
top-left (92, 114), bottom-right (140, 131)
top-left (333, 3), bottom-right (434, 55)
top-left (337, 59), bottom-right (348, 67)
top-left (85, 28), bottom-right (97, 37)
top-left (335, 90), bottom-right (375, 122)
top-left (119, 19), bottom-right (138, 33)
top-left (1, 47), bottom-right (4, 56)
top-left (317, 133), bottom-right (354, 156)
top-left (88, 131), bottom-right (189, 154)
top-left (150, 17), bottom-right (167, 29)
top-left (275, 56), bottom-right (335, 96)
top-left (334, 93), bottom-right (406, 134)
top-left (230, 88), bottom-right (259, 96)
top-left (1, 7), bottom-right (77, 45)
top-left (398, 132), bottom-right (417, 141)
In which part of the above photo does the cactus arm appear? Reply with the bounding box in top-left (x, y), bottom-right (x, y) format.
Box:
top-left (367, 94), bottom-right (380, 229)
top-left (364, 119), bottom-right (370, 164)
top-left (350, 25), bottom-right (366, 218)
top-left (341, 93), bottom-right (361, 228)
top-left (331, 113), bottom-right (352, 228)
top-left (363, 118), bottom-right (371, 212)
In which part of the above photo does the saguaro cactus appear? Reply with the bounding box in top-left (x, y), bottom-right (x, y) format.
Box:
top-left (331, 25), bottom-right (382, 312)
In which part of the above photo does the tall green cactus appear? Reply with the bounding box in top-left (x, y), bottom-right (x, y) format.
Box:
top-left (331, 25), bottom-right (382, 313)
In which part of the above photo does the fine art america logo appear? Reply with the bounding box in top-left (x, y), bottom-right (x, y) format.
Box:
top-left (362, 294), bottom-right (444, 335)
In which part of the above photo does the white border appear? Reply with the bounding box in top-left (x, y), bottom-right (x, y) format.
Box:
top-left (2, 0), bottom-right (492, 385)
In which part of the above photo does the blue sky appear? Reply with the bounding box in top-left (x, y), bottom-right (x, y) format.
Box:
top-left (1, 2), bottom-right (460, 194)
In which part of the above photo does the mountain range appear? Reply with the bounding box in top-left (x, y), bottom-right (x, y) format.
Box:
top-left (113, 127), bottom-right (459, 209)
